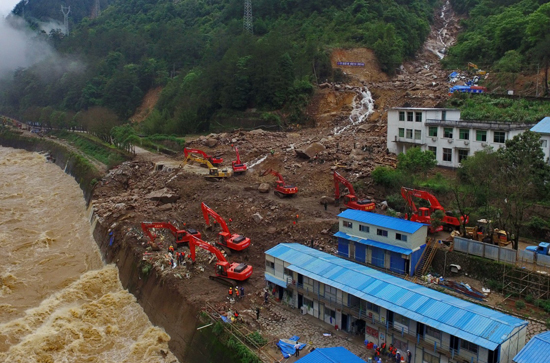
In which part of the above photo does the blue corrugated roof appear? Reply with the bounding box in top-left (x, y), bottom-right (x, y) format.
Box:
top-left (530, 117), bottom-right (550, 134)
top-left (337, 210), bottom-right (426, 234)
top-left (513, 331), bottom-right (550, 363)
top-left (266, 243), bottom-right (527, 351)
top-left (335, 231), bottom-right (413, 255)
top-left (265, 273), bottom-right (287, 288)
top-left (297, 347), bottom-right (366, 363)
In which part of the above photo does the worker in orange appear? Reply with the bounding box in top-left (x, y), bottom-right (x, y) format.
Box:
top-left (235, 286), bottom-right (240, 299)
top-left (228, 287), bottom-right (233, 296)
top-left (168, 245), bottom-right (175, 255)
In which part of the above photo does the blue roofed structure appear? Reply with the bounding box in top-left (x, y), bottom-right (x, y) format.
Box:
top-left (530, 117), bottom-right (550, 134)
top-left (513, 331), bottom-right (550, 363)
top-left (265, 243), bottom-right (527, 363)
top-left (336, 210), bottom-right (428, 275)
top-left (297, 347), bottom-right (365, 363)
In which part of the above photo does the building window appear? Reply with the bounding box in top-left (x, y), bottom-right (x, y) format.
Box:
top-left (325, 308), bottom-right (336, 321)
top-left (443, 148), bottom-right (452, 162)
top-left (377, 229), bottom-right (388, 237)
top-left (303, 297), bottom-right (313, 308)
top-left (460, 340), bottom-right (478, 354)
top-left (394, 313), bottom-right (410, 326)
top-left (396, 233), bottom-right (408, 242)
top-left (425, 326), bottom-right (441, 340)
top-left (407, 112), bottom-right (413, 122)
top-left (266, 261), bottom-right (275, 269)
top-left (406, 129), bottom-right (413, 139)
top-left (423, 351), bottom-right (440, 363)
top-left (428, 146), bottom-right (436, 157)
top-left (414, 130), bottom-right (421, 140)
top-left (444, 128), bottom-right (453, 138)
top-left (458, 149), bottom-right (468, 163)
top-left (366, 302), bottom-right (380, 314)
top-left (428, 127), bottom-right (438, 137)
top-left (343, 221), bottom-right (353, 228)
top-left (494, 131), bottom-right (506, 143)
top-left (476, 130), bottom-right (487, 142)
top-left (415, 112), bottom-right (422, 122)
top-left (303, 276), bottom-right (314, 285)
top-left (359, 225), bottom-right (370, 233)
top-left (399, 111), bottom-right (405, 121)
top-left (541, 140), bottom-right (548, 148)
top-left (284, 268), bottom-right (292, 276)
top-left (399, 128), bottom-right (405, 137)
top-left (325, 285), bottom-right (337, 299)
top-left (442, 110), bottom-right (447, 121)
top-left (459, 129), bottom-right (469, 140)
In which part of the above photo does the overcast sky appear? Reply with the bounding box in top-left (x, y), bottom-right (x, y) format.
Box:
top-left (0, 0), bottom-right (19, 16)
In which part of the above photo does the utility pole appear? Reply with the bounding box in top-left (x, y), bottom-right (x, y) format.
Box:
top-left (92, 0), bottom-right (101, 19)
top-left (536, 63), bottom-right (540, 98)
top-left (61, 5), bottom-right (70, 36)
top-left (243, 0), bottom-right (253, 34)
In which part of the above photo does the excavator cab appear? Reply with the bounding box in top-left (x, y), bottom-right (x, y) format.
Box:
top-left (217, 263), bottom-right (228, 276)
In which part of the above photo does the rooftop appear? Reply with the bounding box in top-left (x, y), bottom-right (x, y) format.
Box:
top-left (530, 117), bottom-right (550, 134)
top-left (390, 107), bottom-right (459, 111)
top-left (337, 209), bottom-right (426, 234)
top-left (297, 347), bottom-right (366, 363)
top-left (513, 331), bottom-right (550, 363)
top-left (266, 243), bottom-right (527, 351)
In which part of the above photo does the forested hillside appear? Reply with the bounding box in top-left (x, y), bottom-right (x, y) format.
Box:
top-left (0, 0), bottom-right (438, 136)
top-left (445, 0), bottom-right (550, 95)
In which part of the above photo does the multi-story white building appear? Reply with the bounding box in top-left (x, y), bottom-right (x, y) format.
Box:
top-left (335, 209), bottom-right (428, 276)
top-left (265, 243), bottom-right (527, 363)
top-left (387, 108), bottom-right (532, 168)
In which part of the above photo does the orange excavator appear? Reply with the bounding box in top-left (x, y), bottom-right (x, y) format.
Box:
top-left (141, 222), bottom-right (201, 247)
top-left (261, 169), bottom-right (298, 198)
top-left (201, 202), bottom-right (250, 251)
top-left (188, 235), bottom-right (253, 284)
top-left (400, 187), bottom-right (469, 232)
top-left (231, 146), bottom-right (247, 174)
top-left (333, 171), bottom-right (375, 212)
top-left (184, 147), bottom-right (223, 166)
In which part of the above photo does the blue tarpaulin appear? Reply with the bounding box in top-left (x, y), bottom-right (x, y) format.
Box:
top-left (276, 335), bottom-right (306, 358)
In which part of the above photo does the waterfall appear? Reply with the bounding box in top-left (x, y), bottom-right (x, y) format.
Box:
top-left (334, 85), bottom-right (375, 135)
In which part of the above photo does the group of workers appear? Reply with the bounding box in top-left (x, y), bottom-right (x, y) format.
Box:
top-left (168, 246), bottom-right (188, 268)
top-left (228, 286), bottom-right (245, 299)
top-left (373, 342), bottom-right (411, 363)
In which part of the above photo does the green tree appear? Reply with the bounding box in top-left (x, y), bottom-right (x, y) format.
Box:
top-left (396, 147), bottom-right (437, 179)
top-left (372, 23), bottom-right (403, 74)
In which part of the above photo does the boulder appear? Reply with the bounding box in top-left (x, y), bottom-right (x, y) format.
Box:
top-left (252, 213), bottom-right (263, 223)
top-left (145, 188), bottom-right (180, 203)
top-left (267, 227), bottom-right (277, 234)
top-left (295, 142), bottom-right (326, 159)
top-left (320, 196), bottom-right (335, 205)
top-left (249, 129), bottom-right (265, 135)
top-left (205, 138), bottom-right (218, 148)
top-left (258, 183), bottom-right (270, 193)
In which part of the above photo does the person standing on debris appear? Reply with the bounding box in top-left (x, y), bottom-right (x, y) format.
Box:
top-left (228, 287), bottom-right (233, 297)
top-left (294, 343), bottom-right (300, 357)
top-left (240, 286), bottom-right (244, 299)
top-left (256, 307), bottom-right (260, 320)
top-left (234, 310), bottom-right (239, 321)
top-left (264, 291), bottom-right (269, 304)
top-left (324, 200), bottom-right (328, 210)
top-left (407, 350), bottom-right (412, 363)
top-left (168, 245), bottom-right (175, 255)
top-left (235, 286), bottom-right (240, 299)
top-left (396, 350), bottom-right (401, 363)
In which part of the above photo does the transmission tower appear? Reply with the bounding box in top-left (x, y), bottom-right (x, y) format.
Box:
top-left (243, 0), bottom-right (253, 34)
top-left (92, 0), bottom-right (101, 18)
top-left (61, 5), bottom-right (70, 36)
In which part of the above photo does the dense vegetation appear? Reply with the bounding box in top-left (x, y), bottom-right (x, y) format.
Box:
top-left (445, 0), bottom-right (550, 95)
top-left (0, 0), bottom-right (438, 135)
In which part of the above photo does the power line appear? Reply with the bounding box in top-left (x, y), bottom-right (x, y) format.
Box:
top-left (243, 0), bottom-right (253, 34)
top-left (61, 5), bottom-right (70, 36)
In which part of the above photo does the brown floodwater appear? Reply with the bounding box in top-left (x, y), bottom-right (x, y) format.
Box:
top-left (0, 146), bottom-right (177, 362)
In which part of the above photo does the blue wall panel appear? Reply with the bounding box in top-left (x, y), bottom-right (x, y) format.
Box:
top-left (355, 243), bottom-right (366, 263)
top-left (338, 238), bottom-right (349, 257)
top-left (371, 247), bottom-right (385, 268)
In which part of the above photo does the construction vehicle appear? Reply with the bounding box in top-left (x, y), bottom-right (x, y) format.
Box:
top-left (260, 169), bottom-right (298, 198)
top-left (231, 146), bottom-right (247, 174)
top-left (201, 202), bottom-right (250, 251)
top-left (184, 147), bottom-right (223, 166)
top-left (526, 242), bottom-right (550, 255)
top-left (141, 222), bottom-right (201, 247)
top-left (188, 235), bottom-right (253, 284)
top-left (401, 187), bottom-right (469, 232)
top-left (465, 219), bottom-right (508, 245)
top-left (333, 171), bottom-right (375, 212)
top-left (184, 153), bottom-right (232, 179)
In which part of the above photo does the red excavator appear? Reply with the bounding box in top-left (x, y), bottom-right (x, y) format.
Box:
top-left (333, 171), bottom-right (375, 212)
top-left (188, 235), bottom-right (253, 284)
top-left (231, 146), bottom-right (247, 174)
top-left (400, 187), bottom-right (469, 232)
top-left (141, 222), bottom-right (201, 247)
top-left (183, 147), bottom-right (223, 166)
top-left (201, 202), bottom-right (250, 251)
top-left (261, 169), bottom-right (298, 198)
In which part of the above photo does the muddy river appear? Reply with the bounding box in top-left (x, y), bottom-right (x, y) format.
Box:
top-left (0, 146), bottom-right (177, 362)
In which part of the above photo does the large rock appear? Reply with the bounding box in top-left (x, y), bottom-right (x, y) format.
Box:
top-left (145, 188), bottom-right (180, 203)
top-left (295, 142), bottom-right (326, 159)
top-left (252, 213), bottom-right (263, 223)
top-left (205, 138), bottom-right (218, 148)
top-left (319, 196), bottom-right (335, 205)
top-left (258, 183), bottom-right (270, 193)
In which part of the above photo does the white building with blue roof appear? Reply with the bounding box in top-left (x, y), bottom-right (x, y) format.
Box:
top-left (513, 331), bottom-right (550, 363)
top-left (265, 243), bottom-right (527, 363)
top-left (335, 209), bottom-right (428, 276)
top-left (530, 116), bottom-right (550, 162)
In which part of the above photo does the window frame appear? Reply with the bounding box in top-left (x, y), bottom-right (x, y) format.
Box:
top-left (415, 112), bottom-right (422, 122)
top-left (407, 112), bottom-right (414, 122)
top-left (443, 127), bottom-right (453, 138)
top-left (428, 146), bottom-right (437, 157)
top-left (459, 129), bottom-right (469, 140)
top-left (406, 129), bottom-right (413, 139)
top-left (399, 111), bottom-right (405, 121)
top-left (443, 148), bottom-right (452, 162)
top-left (377, 229), bottom-right (388, 237)
top-left (366, 302), bottom-right (380, 314)
top-left (460, 340), bottom-right (478, 354)
top-left (343, 221), bottom-right (353, 228)
top-left (458, 149), bottom-right (468, 163)
top-left (428, 127), bottom-right (438, 137)
top-left (399, 128), bottom-right (405, 137)
top-left (414, 129), bottom-right (421, 140)
top-left (359, 225), bottom-right (370, 233)
top-left (476, 130), bottom-right (487, 142)
top-left (494, 131), bottom-right (506, 143)
top-left (425, 326), bottom-right (441, 340)
top-left (396, 233), bottom-right (408, 242)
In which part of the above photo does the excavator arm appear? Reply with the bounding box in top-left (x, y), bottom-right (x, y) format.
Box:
top-left (141, 222), bottom-right (200, 245)
top-left (400, 187), bottom-right (418, 214)
top-left (333, 171), bottom-right (357, 200)
top-left (184, 148), bottom-right (223, 165)
top-left (188, 235), bottom-right (227, 263)
top-left (401, 187), bottom-right (444, 213)
top-left (201, 202), bottom-right (230, 235)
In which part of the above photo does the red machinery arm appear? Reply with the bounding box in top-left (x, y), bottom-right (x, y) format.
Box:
top-left (400, 187), bottom-right (418, 214)
top-left (401, 187), bottom-right (444, 212)
top-left (201, 202), bottom-right (230, 235)
top-left (188, 235), bottom-right (227, 263)
top-left (333, 171), bottom-right (357, 200)
top-left (262, 169), bottom-right (285, 184)
top-left (234, 146), bottom-right (242, 164)
top-left (184, 148), bottom-right (207, 159)
top-left (141, 222), bottom-right (179, 243)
